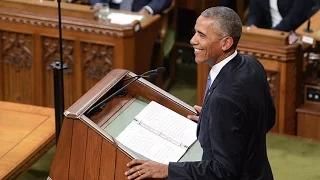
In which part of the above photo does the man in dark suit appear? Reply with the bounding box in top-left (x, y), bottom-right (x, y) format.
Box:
top-left (247, 0), bottom-right (318, 32)
top-left (89, 0), bottom-right (172, 15)
top-left (125, 6), bottom-right (276, 180)
top-left (220, 0), bottom-right (236, 10)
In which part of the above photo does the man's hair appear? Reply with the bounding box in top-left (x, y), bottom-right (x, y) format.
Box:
top-left (201, 6), bottom-right (242, 49)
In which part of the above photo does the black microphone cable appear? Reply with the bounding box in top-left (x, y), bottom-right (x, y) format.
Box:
top-left (123, 67), bottom-right (166, 81)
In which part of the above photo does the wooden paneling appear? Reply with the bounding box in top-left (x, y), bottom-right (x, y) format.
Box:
top-left (69, 120), bottom-right (88, 180)
top-left (115, 149), bottom-right (132, 180)
top-left (241, 27), bottom-right (289, 46)
top-left (265, 71), bottom-right (280, 132)
top-left (42, 37), bottom-right (76, 107)
top-left (84, 127), bottom-right (103, 179)
top-left (297, 103), bottom-right (320, 141)
top-left (298, 113), bottom-right (320, 140)
top-left (0, 0), bottom-right (161, 108)
top-left (99, 140), bottom-right (117, 179)
top-left (0, 31), bottom-right (35, 105)
top-left (49, 117), bottom-right (134, 180)
top-left (278, 60), bottom-right (298, 134)
top-left (49, 118), bottom-right (73, 179)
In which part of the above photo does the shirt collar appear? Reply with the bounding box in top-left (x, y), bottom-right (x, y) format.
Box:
top-left (209, 50), bottom-right (237, 85)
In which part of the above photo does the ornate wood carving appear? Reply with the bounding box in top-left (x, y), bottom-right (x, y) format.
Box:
top-left (239, 50), bottom-right (285, 61)
top-left (82, 42), bottom-right (114, 80)
top-left (42, 37), bottom-right (74, 73)
top-left (238, 43), bottom-right (299, 63)
top-left (0, 15), bottom-right (124, 37)
top-left (1, 31), bottom-right (32, 70)
top-left (265, 71), bottom-right (278, 99)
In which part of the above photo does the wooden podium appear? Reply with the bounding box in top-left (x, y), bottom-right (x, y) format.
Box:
top-left (49, 69), bottom-right (201, 180)
top-left (0, 0), bottom-right (161, 108)
top-left (197, 27), bottom-right (302, 135)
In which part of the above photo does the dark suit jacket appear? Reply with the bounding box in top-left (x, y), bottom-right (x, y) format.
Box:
top-left (168, 54), bottom-right (276, 180)
top-left (89, 0), bottom-right (171, 14)
top-left (247, 0), bottom-right (318, 31)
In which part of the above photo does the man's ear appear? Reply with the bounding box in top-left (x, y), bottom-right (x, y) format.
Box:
top-left (221, 37), bottom-right (234, 51)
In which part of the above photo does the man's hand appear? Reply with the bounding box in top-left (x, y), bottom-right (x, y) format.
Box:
top-left (138, 8), bottom-right (150, 15)
top-left (187, 105), bottom-right (202, 121)
top-left (249, 25), bottom-right (257, 29)
top-left (125, 159), bottom-right (168, 180)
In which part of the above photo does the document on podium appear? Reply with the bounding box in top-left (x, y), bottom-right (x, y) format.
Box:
top-left (116, 101), bottom-right (197, 164)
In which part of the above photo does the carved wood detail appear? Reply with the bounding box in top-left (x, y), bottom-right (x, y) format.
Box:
top-left (239, 50), bottom-right (286, 61)
top-left (0, 15), bottom-right (123, 37)
top-left (238, 43), bottom-right (299, 62)
top-left (265, 71), bottom-right (278, 99)
top-left (82, 42), bottom-right (114, 80)
top-left (1, 31), bottom-right (32, 70)
top-left (42, 37), bottom-right (74, 73)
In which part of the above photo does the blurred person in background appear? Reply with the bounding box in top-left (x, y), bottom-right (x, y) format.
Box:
top-left (247, 0), bottom-right (319, 32)
top-left (88, 0), bottom-right (172, 15)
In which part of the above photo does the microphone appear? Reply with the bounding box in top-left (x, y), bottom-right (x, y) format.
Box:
top-left (85, 68), bottom-right (165, 117)
top-left (123, 67), bottom-right (166, 81)
top-left (303, 19), bottom-right (314, 33)
top-left (154, 67), bottom-right (166, 73)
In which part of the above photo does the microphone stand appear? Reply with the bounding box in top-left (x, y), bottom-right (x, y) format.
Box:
top-left (52, 0), bottom-right (67, 145)
top-left (303, 19), bottom-right (314, 33)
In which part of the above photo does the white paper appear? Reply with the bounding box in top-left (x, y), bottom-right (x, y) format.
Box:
top-left (302, 36), bottom-right (314, 44)
top-left (135, 101), bottom-right (197, 148)
top-left (116, 121), bottom-right (186, 164)
top-left (107, 12), bottom-right (143, 25)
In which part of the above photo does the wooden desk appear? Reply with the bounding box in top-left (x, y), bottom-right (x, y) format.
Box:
top-left (0, 101), bottom-right (55, 180)
top-left (0, 0), bottom-right (161, 108)
top-left (296, 10), bottom-right (320, 44)
top-left (197, 27), bottom-right (302, 135)
top-left (297, 103), bottom-right (320, 141)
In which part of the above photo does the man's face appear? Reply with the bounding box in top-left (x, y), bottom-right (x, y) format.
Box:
top-left (190, 16), bottom-right (224, 66)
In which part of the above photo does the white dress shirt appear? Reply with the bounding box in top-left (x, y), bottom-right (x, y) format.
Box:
top-left (269, 0), bottom-right (283, 28)
top-left (208, 51), bottom-right (237, 87)
top-left (112, 0), bottom-right (122, 3)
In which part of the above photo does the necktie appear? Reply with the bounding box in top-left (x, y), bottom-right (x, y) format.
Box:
top-left (203, 73), bottom-right (211, 103)
top-left (120, 0), bottom-right (134, 11)
top-left (205, 74), bottom-right (212, 95)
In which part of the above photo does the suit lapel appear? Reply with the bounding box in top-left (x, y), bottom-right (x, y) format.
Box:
top-left (202, 54), bottom-right (243, 106)
top-left (197, 54), bottom-right (244, 137)
top-left (197, 55), bottom-right (243, 137)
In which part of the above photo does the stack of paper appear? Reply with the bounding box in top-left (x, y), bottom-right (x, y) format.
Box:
top-left (116, 101), bottom-right (197, 164)
top-left (107, 12), bottom-right (143, 25)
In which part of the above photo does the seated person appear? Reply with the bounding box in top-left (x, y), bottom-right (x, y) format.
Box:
top-left (220, 0), bottom-right (237, 11)
top-left (247, 0), bottom-right (319, 32)
top-left (88, 0), bottom-right (172, 15)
